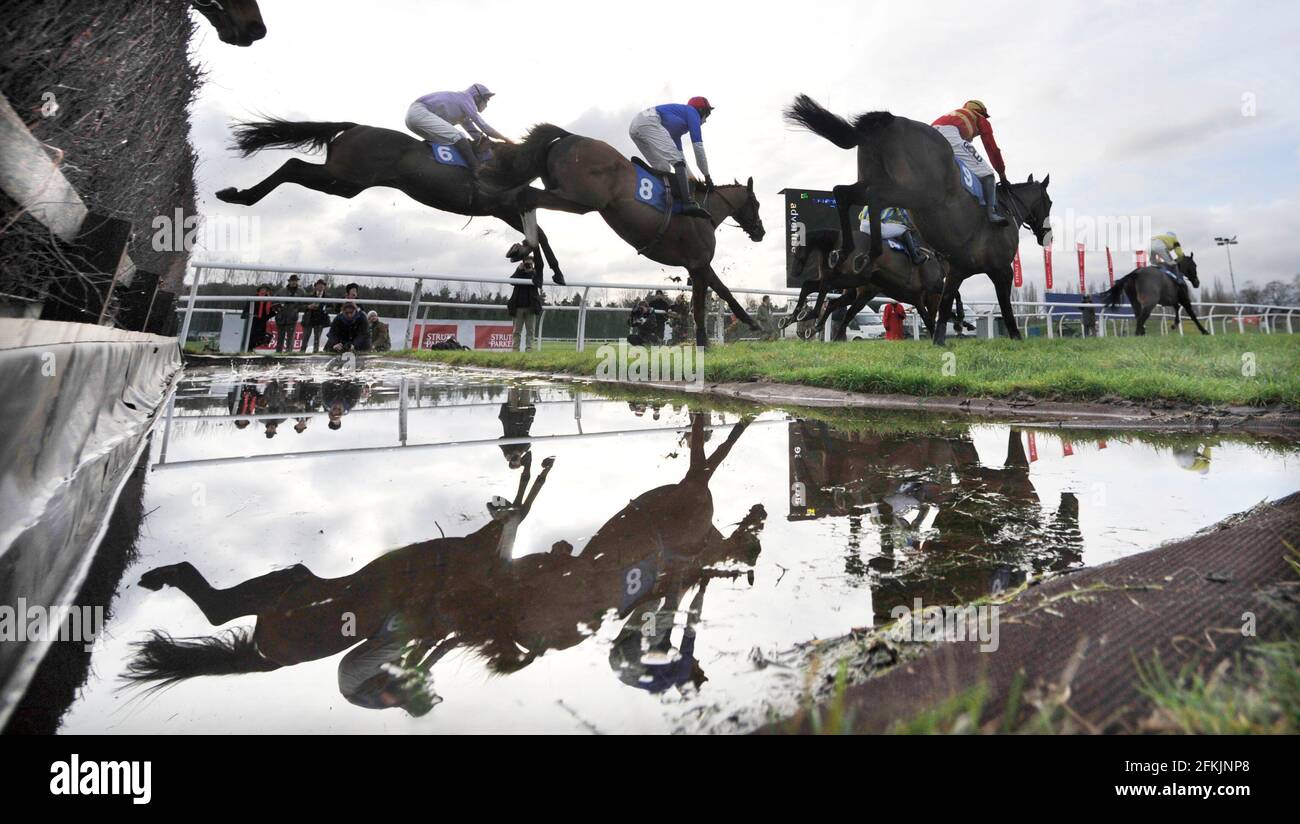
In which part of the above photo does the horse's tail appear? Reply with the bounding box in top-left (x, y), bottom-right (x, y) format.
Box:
top-left (784, 94), bottom-right (860, 149)
top-left (1101, 271), bottom-right (1137, 310)
top-left (228, 118), bottom-right (358, 156)
top-left (483, 123), bottom-right (571, 188)
top-left (122, 627), bottom-right (280, 691)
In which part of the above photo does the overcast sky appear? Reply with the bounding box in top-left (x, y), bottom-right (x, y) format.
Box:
top-left (188, 0), bottom-right (1300, 302)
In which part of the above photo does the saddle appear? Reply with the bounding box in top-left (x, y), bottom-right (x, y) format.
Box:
top-left (631, 156), bottom-right (688, 198)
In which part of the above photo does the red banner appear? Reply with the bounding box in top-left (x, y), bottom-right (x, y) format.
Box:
top-left (1135, 250), bottom-right (1147, 268)
top-left (259, 320), bottom-right (304, 351)
top-left (1105, 247), bottom-right (1115, 285)
top-left (1027, 432), bottom-right (1038, 462)
top-left (1076, 243), bottom-right (1087, 292)
top-left (412, 323), bottom-right (458, 349)
top-left (1012, 249), bottom-right (1023, 287)
top-left (474, 324), bottom-right (515, 351)
top-left (1043, 248), bottom-right (1053, 290)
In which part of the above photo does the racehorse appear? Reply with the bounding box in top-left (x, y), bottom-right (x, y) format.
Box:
top-left (783, 227), bottom-right (947, 340)
top-left (190, 0), bottom-right (265, 46)
top-left (1100, 254), bottom-right (1207, 336)
top-left (124, 414), bottom-right (766, 711)
top-left (214, 119), bottom-right (567, 282)
top-left (784, 96), bottom-right (1053, 345)
top-left (483, 124), bottom-right (765, 347)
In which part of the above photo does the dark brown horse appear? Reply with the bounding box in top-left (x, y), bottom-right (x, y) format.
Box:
top-left (784, 227), bottom-right (947, 339)
top-left (1100, 254), bottom-right (1207, 335)
top-left (125, 414), bottom-right (766, 712)
top-left (484, 124), bottom-right (765, 346)
top-left (214, 119), bottom-right (566, 282)
top-left (784, 96), bottom-right (1053, 345)
top-left (190, 0), bottom-right (265, 46)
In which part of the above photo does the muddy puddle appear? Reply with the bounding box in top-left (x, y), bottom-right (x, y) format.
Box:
top-left (45, 363), bottom-right (1300, 733)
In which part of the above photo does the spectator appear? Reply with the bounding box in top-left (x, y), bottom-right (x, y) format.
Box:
top-left (1081, 294), bottom-right (1097, 337)
top-left (756, 295), bottom-right (777, 340)
top-left (506, 257), bottom-right (543, 352)
top-left (335, 282), bottom-right (364, 316)
top-left (302, 279), bottom-right (331, 352)
top-left (241, 285), bottom-right (275, 350)
top-left (367, 310), bottom-right (392, 351)
top-left (648, 289), bottom-right (673, 341)
top-left (882, 302), bottom-right (907, 340)
top-left (325, 302), bottom-right (372, 353)
top-left (670, 294), bottom-right (691, 343)
top-left (274, 274), bottom-right (305, 353)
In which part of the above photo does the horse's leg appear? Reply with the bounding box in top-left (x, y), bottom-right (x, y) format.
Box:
top-left (691, 272), bottom-right (709, 347)
top-left (537, 229), bottom-right (565, 285)
top-left (700, 417), bottom-right (752, 475)
top-left (499, 212), bottom-right (565, 284)
top-left (520, 455), bottom-right (556, 514)
top-left (831, 181), bottom-right (869, 263)
top-left (1135, 301), bottom-right (1151, 336)
top-left (834, 289), bottom-right (872, 340)
top-left (216, 158), bottom-right (362, 206)
top-left (932, 271), bottom-right (965, 346)
top-left (1180, 293), bottom-right (1210, 335)
top-left (783, 281), bottom-right (814, 327)
top-left (138, 562), bottom-right (313, 626)
top-left (702, 266), bottom-right (757, 328)
top-left (991, 268), bottom-right (1021, 340)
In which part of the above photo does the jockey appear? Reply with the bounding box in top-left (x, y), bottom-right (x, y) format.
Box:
top-left (858, 205), bottom-right (925, 265)
top-left (1150, 231), bottom-right (1186, 268)
top-left (628, 97), bottom-right (715, 218)
top-left (931, 100), bottom-right (1008, 226)
top-left (405, 83), bottom-right (507, 176)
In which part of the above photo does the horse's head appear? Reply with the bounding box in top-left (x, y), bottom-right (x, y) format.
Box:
top-left (1008, 174), bottom-right (1053, 247)
top-left (191, 0), bottom-right (266, 46)
top-left (713, 177), bottom-right (764, 242)
top-left (1179, 252), bottom-right (1200, 287)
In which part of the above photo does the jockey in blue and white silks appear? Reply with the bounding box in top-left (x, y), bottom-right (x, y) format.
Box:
top-left (629, 97), bottom-right (715, 218)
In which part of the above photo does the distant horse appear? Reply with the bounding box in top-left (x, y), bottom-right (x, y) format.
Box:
top-left (784, 96), bottom-right (1053, 345)
top-left (125, 415), bottom-right (766, 711)
top-left (1101, 254), bottom-right (1206, 336)
top-left (484, 124), bottom-right (765, 347)
top-left (190, 0), bottom-right (265, 46)
top-left (215, 119), bottom-right (566, 282)
top-left (783, 227), bottom-right (947, 340)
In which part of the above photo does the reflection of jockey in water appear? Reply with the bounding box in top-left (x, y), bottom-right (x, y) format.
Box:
top-left (1173, 444), bottom-right (1212, 474)
top-left (610, 580), bottom-right (712, 694)
top-left (857, 205), bottom-right (925, 266)
top-left (404, 83), bottom-right (506, 177)
top-left (498, 386), bottom-right (537, 469)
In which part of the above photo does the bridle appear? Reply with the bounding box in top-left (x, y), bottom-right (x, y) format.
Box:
top-left (1002, 183), bottom-right (1050, 244)
top-left (702, 185), bottom-right (761, 238)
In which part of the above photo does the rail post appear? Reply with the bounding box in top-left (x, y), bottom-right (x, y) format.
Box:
top-left (406, 278), bottom-right (423, 337)
top-left (178, 265), bottom-right (203, 349)
top-left (576, 286), bottom-right (591, 351)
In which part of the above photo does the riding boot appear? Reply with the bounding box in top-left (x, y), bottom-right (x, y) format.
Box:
top-left (981, 176), bottom-right (1009, 225)
top-left (900, 230), bottom-right (925, 266)
top-left (674, 163), bottom-right (710, 219)
top-left (454, 138), bottom-right (481, 177)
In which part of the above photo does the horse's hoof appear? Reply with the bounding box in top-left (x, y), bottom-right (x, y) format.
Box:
top-left (828, 249), bottom-right (843, 269)
top-left (551, 273), bottom-right (566, 286)
top-left (215, 187), bottom-right (242, 204)
top-left (138, 565), bottom-right (182, 591)
top-left (541, 456), bottom-right (556, 469)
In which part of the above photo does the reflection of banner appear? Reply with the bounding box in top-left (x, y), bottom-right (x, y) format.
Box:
top-left (1076, 243), bottom-right (1086, 292)
top-left (474, 324), bottom-right (515, 350)
top-left (1027, 431), bottom-right (1038, 462)
top-left (1063, 440), bottom-right (1074, 457)
top-left (259, 320), bottom-right (304, 351)
top-left (1013, 249), bottom-right (1023, 287)
top-left (412, 323), bottom-right (457, 349)
top-left (1135, 250), bottom-right (1147, 268)
top-left (1098, 439), bottom-right (1107, 449)
top-left (1043, 248), bottom-right (1053, 290)
top-left (1105, 247), bottom-right (1115, 285)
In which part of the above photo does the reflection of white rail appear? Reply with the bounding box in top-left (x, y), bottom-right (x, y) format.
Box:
top-left (152, 418), bottom-right (786, 470)
top-left (169, 398), bottom-right (636, 422)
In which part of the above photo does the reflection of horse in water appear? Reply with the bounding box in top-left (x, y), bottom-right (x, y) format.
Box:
top-left (789, 421), bottom-right (1083, 614)
top-left (127, 413), bottom-right (765, 711)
